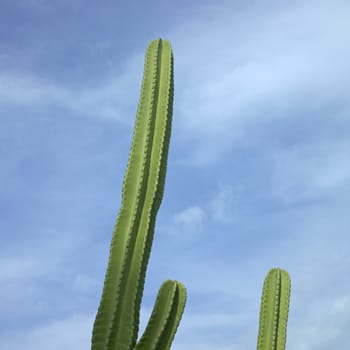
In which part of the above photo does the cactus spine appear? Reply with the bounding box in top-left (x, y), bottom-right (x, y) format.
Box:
top-left (91, 38), bottom-right (186, 350)
top-left (257, 268), bottom-right (291, 350)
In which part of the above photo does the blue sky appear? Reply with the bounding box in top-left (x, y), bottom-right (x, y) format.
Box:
top-left (1, 0), bottom-right (350, 349)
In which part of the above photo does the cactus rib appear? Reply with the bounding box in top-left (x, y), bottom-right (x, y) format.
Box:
top-left (91, 38), bottom-right (186, 350)
top-left (135, 280), bottom-right (187, 350)
top-left (257, 268), bottom-right (291, 350)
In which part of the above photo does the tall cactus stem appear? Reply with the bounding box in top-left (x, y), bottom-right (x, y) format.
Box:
top-left (91, 38), bottom-right (186, 350)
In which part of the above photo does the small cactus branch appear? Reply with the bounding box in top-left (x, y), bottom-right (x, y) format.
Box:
top-left (135, 280), bottom-right (187, 350)
top-left (257, 268), bottom-right (291, 350)
top-left (91, 38), bottom-right (186, 350)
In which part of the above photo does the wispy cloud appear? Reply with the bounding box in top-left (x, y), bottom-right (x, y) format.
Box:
top-left (0, 313), bottom-right (93, 350)
top-left (152, 199), bottom-right (350, 349)
top-left (172, 0), bottom-right (350, 166)
top-left (174, 206), bottom-right (204, 228)
top-left (0, 51), bottom-right (144, 124)
top-left (209, 183), bottom-right (241, 224)
top-left (269, 138), bottom-right (350, 203)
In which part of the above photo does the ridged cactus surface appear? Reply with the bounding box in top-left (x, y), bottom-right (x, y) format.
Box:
top-left (90, 37), bottom-right (292, 350)
top-left (257, 268), bottom-right (291, 350)
top-left (91, 38), bottom-right (186, 350)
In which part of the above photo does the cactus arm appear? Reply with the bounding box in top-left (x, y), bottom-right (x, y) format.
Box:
top-left (257, 268), bottom-right (291, 350)
top-left (91, 38), bottom-right (184, 350)
top-left (134, 280), bottom-right (187, 350)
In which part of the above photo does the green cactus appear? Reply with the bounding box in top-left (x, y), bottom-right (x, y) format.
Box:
top-left (91, 38), bottom-right (186, 350)
top-left (90, 37), bottom-right (292, 350)
top-left (257, 268), bottom-right (291, 350)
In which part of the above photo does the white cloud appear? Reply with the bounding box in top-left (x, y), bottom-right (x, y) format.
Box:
top-left (269, 139), bottom-right (350, 203)
top-left (0, 52), bottom-right (144, 125)
top-left (0, 228), bottom-right (91, 319)
top-left (154, 184), bottom-right (350, 349)
top-left (160, 185), bottom-right (241, 242)
top-left (0, 313), bottom-right (94, 350)
top-left (287, 294), bottom-right (350, 350)
top-left (174, 206), bottom-right (204, 230)
top-left (3, 1), bottom-right (349, 168)
top-left (172, 0), bottom-right (350, 165)
top-left (209, 184), bottom-right (241, 224)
